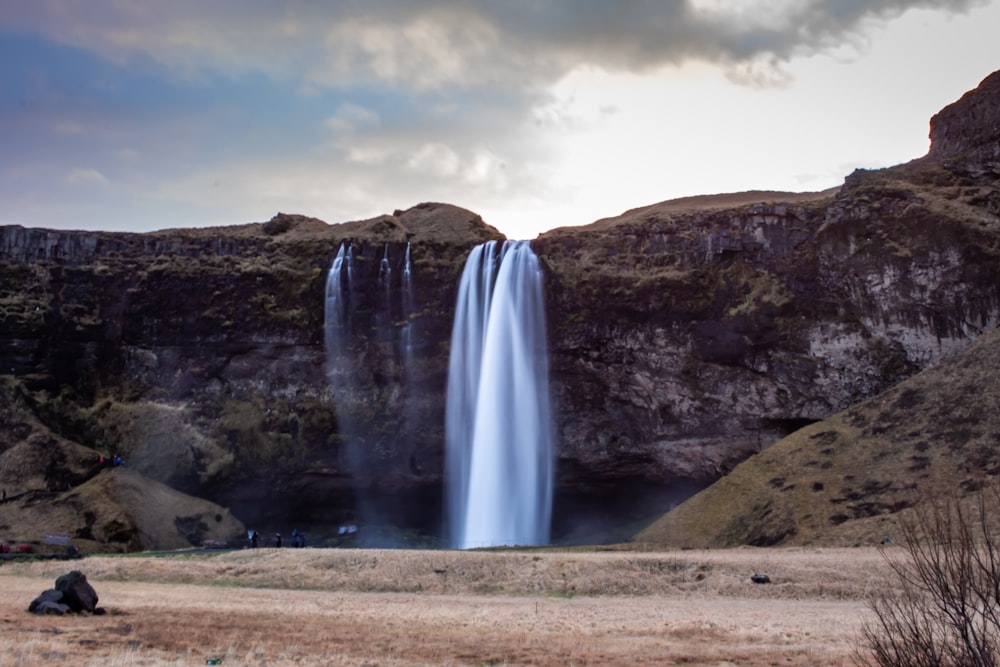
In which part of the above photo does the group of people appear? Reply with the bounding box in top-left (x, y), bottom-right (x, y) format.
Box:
top-left (247, 529), bottom-right (306, 549)
top-left (98, 455), bottom-right (126, 468)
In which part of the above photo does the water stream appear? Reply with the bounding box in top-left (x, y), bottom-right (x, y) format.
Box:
top-left (445, 240), bottom-right (553, 548)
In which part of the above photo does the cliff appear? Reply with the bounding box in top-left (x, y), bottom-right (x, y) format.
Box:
top-left (927, 69), bottom-right (1000, 173)
top-left (536, 160), bottom-right (999, 498)
top-left (0, 204), bottom-right (502, 549)
top-left (1, 71), bottom-right (998, 550)
top-left (634, 326), bottom-right (1000, 547)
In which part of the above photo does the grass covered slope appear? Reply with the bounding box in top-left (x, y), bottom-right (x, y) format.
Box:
top-left (634, 327), bottom-right (1000, 548)
top-left (0, 377), bottom-right (245, 552)
top-left (0, 467), bottom-right (246, 553)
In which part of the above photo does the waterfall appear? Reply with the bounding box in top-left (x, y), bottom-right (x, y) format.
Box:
top-left (446, 240), bottom-right (554, 549)
top-left (401, 242), bottom-right (414, 359)
top-left (445, 242), bottom-right (499, 544)
top-left (376, 243), bottom-right (393, 338)
top-left (324, 242), bottom-right (350, 358)
top-left (346, 244), bottom-right (354, 286)
top-left (324, 239), bottom-right (423, 543)
top-left (402, 242), bottom-right (412, 290)
top-left (379, 243), bottom-right (392, 294)
top-left (324, 241), bottom-right (364, 511)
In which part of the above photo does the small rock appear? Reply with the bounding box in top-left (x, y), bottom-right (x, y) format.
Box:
top-left (750, 573), bottom-right (771, 584)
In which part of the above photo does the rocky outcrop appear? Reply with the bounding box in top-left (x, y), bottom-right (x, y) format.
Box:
top-left (928, 70), bottom-right (1000, 175)
top-left (0, 73), bottom-right (998, 549)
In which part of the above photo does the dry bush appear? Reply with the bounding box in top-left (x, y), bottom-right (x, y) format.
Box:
top-left (859, 483), bottom-right (1000, 667)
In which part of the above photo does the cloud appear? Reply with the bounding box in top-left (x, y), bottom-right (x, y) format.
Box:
top-left (1, 0), bottom-right (993, 239)
top-left (346, 146), bottom-right (391, 166)
top-left (406, 142), bottom-right (462, 177)
top-left (54, 121), bottom-right (85, 135)
top-left (325, 103), bottom-right (381, 134)
top-left (66, 167), bottom-right (109, 187)
top-left (2, 1), bottom-right (986, 94)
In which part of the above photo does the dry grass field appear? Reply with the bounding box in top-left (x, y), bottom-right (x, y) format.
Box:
top-left (0, 546), bottom-right (894, 666)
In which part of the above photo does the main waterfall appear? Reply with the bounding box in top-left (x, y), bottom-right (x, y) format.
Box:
top-left (446, 240), bottom-right (554, 549)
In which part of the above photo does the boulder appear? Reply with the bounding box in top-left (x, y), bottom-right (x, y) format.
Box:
top-left (33, 601), bottom-right (71, 615)
top-left (54, 570), bottom-right (98, 612)
top-left (28, 588), bottom-right (64, 613)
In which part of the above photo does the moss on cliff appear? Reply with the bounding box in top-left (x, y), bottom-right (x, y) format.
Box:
top-left (0, 262), bottom-right (51, 331)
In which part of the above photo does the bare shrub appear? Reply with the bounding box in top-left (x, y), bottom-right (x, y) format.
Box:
top-left (859, 483), bottom-right (1000, 667)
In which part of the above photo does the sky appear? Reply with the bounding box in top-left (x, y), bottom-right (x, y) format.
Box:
top-left (2, 1), bottom-right (999, 240)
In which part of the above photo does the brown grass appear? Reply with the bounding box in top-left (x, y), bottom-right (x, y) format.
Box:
top-left (577, 188), bottom-right (840, 231)
top-left (0, 546), bottom-right (891, 666)
top-left (636, 328), bottom-right (1000, 549)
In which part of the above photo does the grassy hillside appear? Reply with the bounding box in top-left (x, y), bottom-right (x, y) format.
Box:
top-left (0, 377), bottom-right (245, 552)
top-left (634, 327), bottom-right (1000, 547)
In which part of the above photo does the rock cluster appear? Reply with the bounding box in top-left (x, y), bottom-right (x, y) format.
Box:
top-left (28, 570), bottom-right (104, 615)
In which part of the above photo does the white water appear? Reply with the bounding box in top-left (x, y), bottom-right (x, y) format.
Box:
top-left (401, 242), bottom-right (415, 359)
top-left (402, 242), bottom-right (412, 289)
top-left (445, 240), bottom-right (553, 549)
top-left (378, 243), bottom-right (392, 294)
top-left (324, 242), bottom-right (350, 358)
top-left (375, 243), bottom-right (393, 335)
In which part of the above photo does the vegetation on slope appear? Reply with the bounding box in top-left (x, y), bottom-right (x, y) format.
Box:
top-left (634, 327), bottom-right (1000, 548)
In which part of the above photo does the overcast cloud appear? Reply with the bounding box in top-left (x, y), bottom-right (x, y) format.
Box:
top-left (1, 0), bottom-right (996, 237)
top-left (6, 1), bottom-right (985, 87)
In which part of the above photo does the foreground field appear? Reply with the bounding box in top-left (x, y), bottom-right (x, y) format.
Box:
top-left (0, 546), bottom-right (893, 666)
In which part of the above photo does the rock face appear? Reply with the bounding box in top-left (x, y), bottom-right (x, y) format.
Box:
top-left (928, 70), bottom-right (1000, 175)
top-left (0, 73), bottom-right (998, 548)
top-left (536, 165), bottom-right (999, 488)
